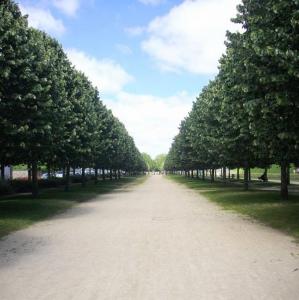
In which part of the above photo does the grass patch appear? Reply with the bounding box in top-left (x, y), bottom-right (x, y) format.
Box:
top-left (230, 164), bottom-right (299, 182)
top-left (0, 176), bottom-right (145, 238)
top-left (168, 175), bottom-right (299, 241)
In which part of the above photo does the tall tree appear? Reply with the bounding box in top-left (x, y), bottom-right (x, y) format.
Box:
top-left (233, 0), bottom-right (299, 199)
top-left (0, 0), bottom-right (29, 173)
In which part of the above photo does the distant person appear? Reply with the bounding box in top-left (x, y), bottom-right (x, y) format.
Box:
top-left (258, 172), bottom-right (268, 182)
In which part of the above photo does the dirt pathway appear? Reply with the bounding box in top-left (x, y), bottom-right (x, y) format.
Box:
top-left (0, 175), bottom-right (299, 300)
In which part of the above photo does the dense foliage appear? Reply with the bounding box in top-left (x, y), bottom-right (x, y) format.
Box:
top-left (142, 153), bottom-right (166, 172)
top-left (165, 0), bottom-right (299, 200)
top-left (0, 0), bottom-right (146, 195)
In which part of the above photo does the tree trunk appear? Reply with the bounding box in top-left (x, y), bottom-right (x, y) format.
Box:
top-left (102, 168), bottom-right (106, 181)
top-left (81, 167), bottom-right (86, 187)
top-left (280, 161), bottom-right (288, 200)
top-left (0, 163), bottom-right (5, 181)
top-left (211, 169), bottom-right (215, 182)
top-left (237, 168), bottom-right (240, 180)
top-left (264, 168), bottom-right (268, 182)
top-left (244, 167), bottom-right (249, 191)
top-left (287, 164), bottom-right (290, 185)
top-left (32, 161), bottom-right (38, 197)
top-left (196, 169), bottom-right (199, 179)
top-left (191, 170), bottom-right (194, 178)
top-left (248, 168), bottom-right (251, 182)
top-left (228, 168), bottom-right (231, 180)
top-left (94, 168), bottom-right (98, 184)
top-left (109, 169), bottom-right (113, 180)
top-left (47, 164), bottom-right (51, 179)
top-left (65, 164), bottom-right (71, 192)
top-left (223, 167), bottom-right (226, 181)
top-left (202, 169), bottom-right (205, 181)
top-left (28, 164), bottom-right (32, 182)
top-left (118, 169), bottom-right (121, 179)
top-left (72, 167), bottom-right (76, 176)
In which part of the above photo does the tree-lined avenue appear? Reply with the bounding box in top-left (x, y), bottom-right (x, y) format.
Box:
top-left (1, 175), bottom-right (298, 300)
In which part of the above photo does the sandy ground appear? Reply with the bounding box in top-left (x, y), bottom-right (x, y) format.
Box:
top-left (0, 175), bottom-right (299, 300)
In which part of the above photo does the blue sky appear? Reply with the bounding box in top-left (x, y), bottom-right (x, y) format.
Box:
top-left (19, 0), bottom-right (240, 157)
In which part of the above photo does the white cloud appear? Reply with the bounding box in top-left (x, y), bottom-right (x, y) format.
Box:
top-left (66, 49), bottom-right (134, 94)
top-left (138, 0), bottom-right (165, 6)
top-left (106, 91), bottom-right (193, 156)
top-left (52, 0), bottom-right (81, 16)
top-left (141, 0), bottom-right (240, 74)
top-left (20, 5), bottom-right (65, 35)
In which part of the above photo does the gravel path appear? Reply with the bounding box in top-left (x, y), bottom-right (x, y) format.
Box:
top-left (0, 175), bottom-right (299, 300)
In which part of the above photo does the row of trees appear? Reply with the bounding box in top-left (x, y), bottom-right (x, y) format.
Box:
top-left (165, 0), bottom-right (299, 200)
top-left (142, 153), bottom-right (166, 172)
top-left (0, 0), bottom-right (146, 195)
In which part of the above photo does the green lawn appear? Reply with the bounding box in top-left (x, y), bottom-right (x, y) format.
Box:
top-left (0, 176), bottom-right (145, 239)
top-left (230, 164), bottom-right (299, 182)
top-left (168, 175), bottom-right (299, 241)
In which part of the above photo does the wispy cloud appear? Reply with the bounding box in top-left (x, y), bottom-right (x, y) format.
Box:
top-left (125, 26), bottom-right (146, 37)
top-left (116, 44), bottom-right (133, 55)
top-left (52, 0), bottom-right (81, 16)
top-left (138, 0), bottom-right (165, 6)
